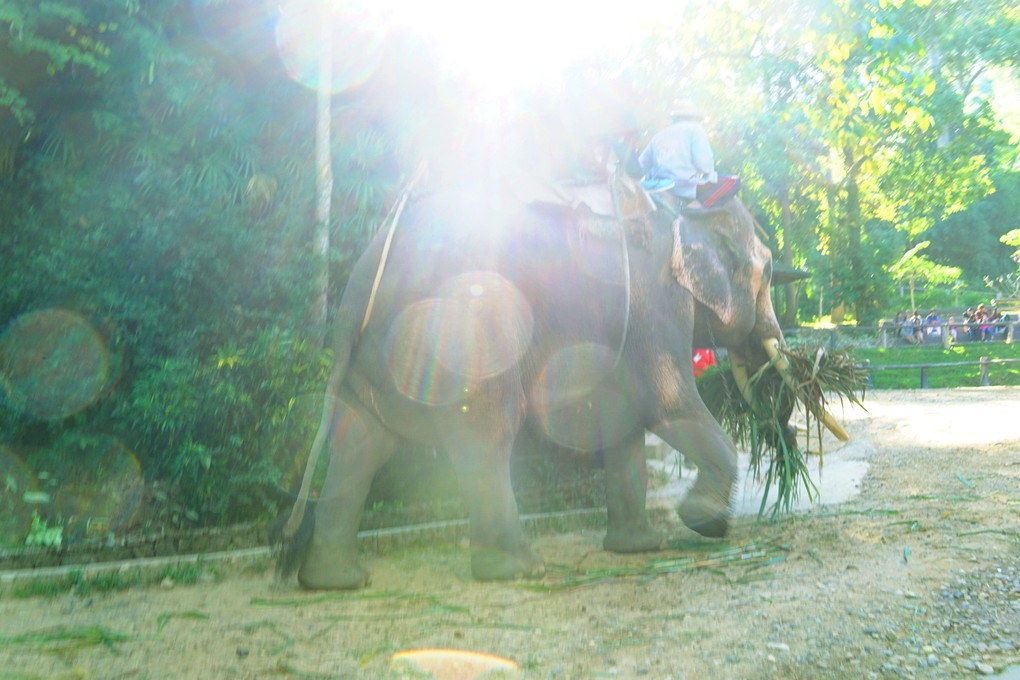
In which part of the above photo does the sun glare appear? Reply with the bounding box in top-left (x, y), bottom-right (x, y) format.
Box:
top-left (275, 0), bottom-right (687, 113)
top-left (385, 0), bottom-right (675, 95)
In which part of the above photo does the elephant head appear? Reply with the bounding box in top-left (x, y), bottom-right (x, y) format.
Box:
top-left (672, 199), bottom-right (848, 441)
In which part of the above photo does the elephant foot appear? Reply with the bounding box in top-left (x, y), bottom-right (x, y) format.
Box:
top-left (297, 556), bottom-right (370, 590)
top-left (470, 546), bottom-right (545, 581)
top-left (603, 528), bottom-right (664, 553)
top-left (677, 496), bottom-right (731, 538)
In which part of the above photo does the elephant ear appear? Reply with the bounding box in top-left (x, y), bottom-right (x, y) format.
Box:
top-left (670, 206), bottom-right (756, 327)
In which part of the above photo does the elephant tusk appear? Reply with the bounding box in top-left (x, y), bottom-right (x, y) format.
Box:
top-left (762, 338), bottom-right (850, 442)
top-left (730, 359), bottom-right (753, 404)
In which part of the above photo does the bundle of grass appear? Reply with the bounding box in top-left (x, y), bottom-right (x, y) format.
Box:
top-left (697, 345), bottom-right (865, 518)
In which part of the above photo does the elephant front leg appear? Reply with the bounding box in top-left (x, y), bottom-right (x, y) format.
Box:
top-left (602, 436), bottom-right (664, 553)
top-left (652, 412), bottom-right (738, 538)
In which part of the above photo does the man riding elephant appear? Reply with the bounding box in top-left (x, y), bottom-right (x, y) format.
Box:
top-left (639, 100), bottom-right (741, 210)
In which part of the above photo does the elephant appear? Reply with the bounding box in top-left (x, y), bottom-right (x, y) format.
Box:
top-left (272, 187), bottom-right (848, 590)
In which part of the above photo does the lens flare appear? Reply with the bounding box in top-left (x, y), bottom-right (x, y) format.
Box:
top-left (385, 299), bottom-right (475, 406)
top-left (433, 272), bottom-right (534, 379)
top-left (531, 343), bottom-right (636, 451)
top-left (50, 435), bottom-right (143, 541)
top-left (274, 1), bottom-right (386, 94)
top-left (385, 272), bottom-right (533, 405)
top-left (390, 648), bottom-right (518, 679)
top-left (0, 309), bottom-right (110, 420)
top-left (0, 446), bottom-right (38, 547)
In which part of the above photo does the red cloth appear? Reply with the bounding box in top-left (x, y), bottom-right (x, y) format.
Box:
top-left (692, 349), bottom-right (716, 377)
top-left (696, 175), bottom-right (741, 207)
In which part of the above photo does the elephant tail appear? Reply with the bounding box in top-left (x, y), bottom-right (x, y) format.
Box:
top-left (270, 164), bottom-right (425, 580)
top-left (271, 318), bottom-right (356, 579)
top-left (269, 494), bottom-right (315, 579)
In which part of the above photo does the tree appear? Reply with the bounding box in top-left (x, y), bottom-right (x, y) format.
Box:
top-left (0, 2), bottom-right (111, 126)
top-left (1002, 228), bottom-right (1020, 264)
top-left (984, 227), bottom-right (1020, 299)
top-left (890, 241), bottom-right (962, 310)
top-left (622, 0), bottom-right (1020, 324)
top-left (0, 2), bottom-right (114, 181)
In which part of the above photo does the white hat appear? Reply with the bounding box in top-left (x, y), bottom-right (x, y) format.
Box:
top-left (670, 99), bottom-right (703, 119)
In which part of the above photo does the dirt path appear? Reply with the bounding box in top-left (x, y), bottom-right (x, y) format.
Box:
top-left (1, 388), bottom-right (1018, 679)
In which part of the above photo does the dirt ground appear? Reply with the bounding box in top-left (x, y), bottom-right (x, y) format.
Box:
top-left (1, 388), bottom-right (1018, 680)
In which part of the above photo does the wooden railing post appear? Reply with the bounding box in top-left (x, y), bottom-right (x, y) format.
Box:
top-left (980, 357), bottom-right (990, 386)
top-left (920, 366), bottom-right (929, 389)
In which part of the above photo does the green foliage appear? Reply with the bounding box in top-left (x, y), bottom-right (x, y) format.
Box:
top-left (117, 330), bottom-right (331, 524)
top-left (890, 241), bottom-right (963, 310)
top-left (8, 566), bottom-right (141, 599)
top-left (11, 568), bottom-right (142, 599)
top-left (0, 0), bottom-right (395, 536)
top-left (698, 347), bottom-right (864, 519)
top-left (8, 562), bottom-right (217, 599)
top-left (157, 561), bottom-right (204, 585)
top-left (0, 1), bottom-right (113, 127)
top-left (922, 171), bottom-right (1020, 283)
top-left (24, 512), bottom-right (63, 548)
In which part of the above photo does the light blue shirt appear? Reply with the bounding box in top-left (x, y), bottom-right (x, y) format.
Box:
top-left (638, 120), bottom-right (718, 199)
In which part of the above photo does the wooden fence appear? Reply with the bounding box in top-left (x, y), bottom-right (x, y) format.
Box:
top-left (857, 357), bottom-right (1020, 389)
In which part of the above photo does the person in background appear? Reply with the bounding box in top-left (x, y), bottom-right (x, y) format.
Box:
top-left (962, 307), bottom-right (978, 341)
top-left (988, 304), bottom-right (1004, 340)
top-left (896, 311), bottom-right (917, 344)
top-left (947, 316), bottom-right (960, 343)
top-left (997, 311), bottom-right (1013, 340)
top-left (908, 310), bottom-right (925, 345)
top-left (924, 309), bottom-right (942, 341)
top-left (975, 303), bottom-right (992, 341)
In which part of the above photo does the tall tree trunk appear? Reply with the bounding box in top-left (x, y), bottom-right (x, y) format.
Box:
top-left (843, 145), bottom-right (865, 323)
top-left (780, 185), bottom-right (799, 328)
top-left (825, 181), bottom-right (838, 321)
top-left (312, 19), bottom-right (333, 344)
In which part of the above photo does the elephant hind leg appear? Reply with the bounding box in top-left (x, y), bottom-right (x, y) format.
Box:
top-left (296, 399), bottom-right (399, 590)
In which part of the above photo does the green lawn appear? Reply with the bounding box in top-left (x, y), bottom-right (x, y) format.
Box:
top-left (852, 342), bottom-right (1020, 389)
